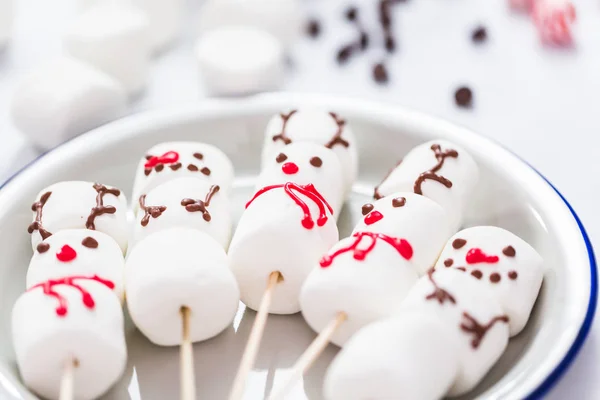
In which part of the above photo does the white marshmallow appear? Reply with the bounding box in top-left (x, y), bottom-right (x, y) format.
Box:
top-left (12, 277), bottom-right (127, 400)
top-left (229, 182), bottom-right (339, 314)
top-left (400, 268), bottom-right (509, 396)
top-left (374, 140), bottom-right (479, 232)
top-left (132, 141), bottom-right (235, 208)
top-left (0, 0), bottom-right (13, 47)
top-left (352, 192), bottom-right (452, 275)
top-left (27, 229), bottom-right (125, 301)
top-left (195, 26), bottom-right (284, 96)
top-left (10, 57), bottom-right (127, 150)
top-left (132, 0), bottom-right (184, 52)
top-left (28, 181), bottom-right (129, 253)
top-left (198, 0), bottom-right (304, 46)
top-left (324, 311), bottom-right (460, 400)
top-left (125, 228), bottom-right (240, 346)
top-left (133, 177), bottom-right (231, 250)
top-left (434, 226), bottom-right (544, 336)
top-left (300, 233), bottom-right (419, 347)
top-left (64, 3), bottom-right (151, 96)
top-left (256, 142), bottom-right (345, 215)
top-left (262, 109), bottom-right (359, 195)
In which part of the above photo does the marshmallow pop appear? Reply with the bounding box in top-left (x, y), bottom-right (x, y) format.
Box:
top-left (262, 109), bottom-right (358, 196)
top-left (133, 177), bottom-right (232, 250)
top-left (434, 226), bottom-right (544, 336)
top-left (374, 140), bottom-right (478, 232)
top-left (131, 141), bottom-right (234, 209)
top-left (27, 181), bottom-right (128, 253)
top-left (12, 275), bottom-right (127, 400)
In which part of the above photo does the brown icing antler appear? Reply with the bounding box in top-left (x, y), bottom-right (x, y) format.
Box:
top-left (425, 269), bottom-right (456, 305)
top-left (181, 185), bottom-right (220, 222)
top-left (460, 312), bottom-right (509, 349)
top-left (414, 144), bottom-right (458, 195)
top-left (272, 110), bottom-right (297, 144)
top-left (325, 112), bottom-right (350, 149)
top-left (28, 191), bottom-right (53, 239)
top-left (86, 184), bottom-right (121, 230)
top-left (139, 195), bottom-right (167, 227)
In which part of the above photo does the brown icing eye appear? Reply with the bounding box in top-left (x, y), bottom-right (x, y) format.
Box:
top-left (201, 167), bottom-right (211, 176)
top-left (82, 237), bottom-right (98, 249)
top-left (503, 246), bottom-right (516, 257)
top-left (187, 164), bottom-right (199, 171)
top-left (276, 153), bottom-right (288, 163)
top-left (452, 238), bottom-right (467, 249)
top-left (392, 197), bottom-right (406, 207)
top-left (193, 153), bottom-right (204, 160)
top-left (37, 242), bottom-right (50, 253)
top-left (361, 203), bottom-right (374, 216)
top-left (310, 157), bottom-right (323, 167)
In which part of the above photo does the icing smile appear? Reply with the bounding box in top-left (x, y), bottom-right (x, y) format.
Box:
top-left (465, 248), bottom-right (499, 264)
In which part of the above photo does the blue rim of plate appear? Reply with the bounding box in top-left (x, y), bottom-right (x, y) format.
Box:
top-left (0, 142), bottom-right (596, 399)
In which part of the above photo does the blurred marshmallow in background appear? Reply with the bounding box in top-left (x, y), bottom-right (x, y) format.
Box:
top-left (0, 0), bottom-right (13, 47)
top-left (195, 26), bottom-right (284, 96)
top-left (10, 57), bottom-right (127, 150)
top-left (132, 0), bottom-right (185, 53)
top-left (64, 2), bottom-right (151, 96)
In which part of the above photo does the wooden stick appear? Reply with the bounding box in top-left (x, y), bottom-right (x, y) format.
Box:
top-left (268, 312), bottom-right (347, 400)
top-left (59, 358), bottom-right (77, 400)
top-left (229, 271), bottom-right (282, 400)
top-left (180, 306), bottom-right (196, 400)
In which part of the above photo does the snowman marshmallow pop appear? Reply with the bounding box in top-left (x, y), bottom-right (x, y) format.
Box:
top-left (127, 142), bottom-right (239, 400)
top-left (229, 109), bottom-right (356, 400)
top-left (325, 227), bottom-right (544, 400)
top-left (268, 140), bottom-right (480, 399)
top-left (14, 181), bottom-right (129, 400)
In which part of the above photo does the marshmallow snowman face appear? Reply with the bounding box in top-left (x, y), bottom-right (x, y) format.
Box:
top-left (132, 177), bottom-right (231, 250)
top-left (434, 226), bottom-right (544, 336)
top-left (261, 109), bottom-right (358, 194)
top-left (132, 142), bottom-right (234, 207)
top-left (256, 142), bottom-right (344, 215)
top-left (28, 181), bottom-right (128, 253)
top-left (352, 192), bottom-right (452, 275)
top-left (374, 140), bottom-right (478, 232)
top-left (401, 268), bottom-right (509, 396)
top-left (27, 229), bottom-right (125, 301)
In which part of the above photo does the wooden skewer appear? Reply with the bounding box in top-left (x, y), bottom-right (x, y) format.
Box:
top-left (59, 358), bottom-right (77, 400)
top-left (180, 306), bottom-right (196, 400)
top-left (268, 312), bottom-right (347, 400)
top-left (229, 271), bottom-right (282, 400)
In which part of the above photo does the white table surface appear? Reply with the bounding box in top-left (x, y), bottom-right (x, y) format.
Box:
top-left (1, 0), bottom-right (599, 398)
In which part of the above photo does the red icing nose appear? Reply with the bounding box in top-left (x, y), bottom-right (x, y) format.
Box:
top-left (282, 162), bottom-right (299, 175)
top-left (364, 211), bottom-right (384, 225)
top-left (56, 245), bottom-right (77, 262)
top-left (466, 248), bottom-right (499, 264)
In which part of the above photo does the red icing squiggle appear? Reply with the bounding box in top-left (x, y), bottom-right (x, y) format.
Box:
top-left (246, 183), bottom-right (333, 230)
top-left (28, 275), bottom-right (115, 317)
top-left (144, 151), bottom-right (179, 168)
top-left (466, 248), bottom-right (499, 264)
top-left (320, 231), bottom-right (413, 267)
top-left (364, 210), bottom-right (384, 225)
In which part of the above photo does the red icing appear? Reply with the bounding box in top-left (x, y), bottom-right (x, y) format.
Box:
top-left (28, 275), bottom-right (115, 317)
top-left (246, 183), bottom-right (333, 230)
top-left (282, 162), bottom-right (299, 175)
top-left (56, 245), bottom-right (77, 262)
top-left (466, 248), bottom-right (499, 264)
top-left (320, 231), bottom-right (413, 267)
top-left (364, 210), bottom-right (384, 225)
top-left (144, 151), bottom-right (179, 168)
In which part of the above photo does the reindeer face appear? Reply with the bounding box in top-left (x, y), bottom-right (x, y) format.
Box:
top-left (434, 226), bottom-right (544, 336)
top-left (132, 142), bottom-right (234, 209)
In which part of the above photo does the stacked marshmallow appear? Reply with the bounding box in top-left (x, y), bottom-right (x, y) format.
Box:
top-left (13, 181), bottom-right (129, 399)
top-left (126, 142), bottom-right (240, 346)
top-left (325, 226), bottom-right (544, 399)
top-left (229, 109), bottom-right (357, 314)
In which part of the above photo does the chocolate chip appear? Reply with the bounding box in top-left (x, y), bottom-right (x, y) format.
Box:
top-left (362, 203), bottom-right (374, 216)
top-left (82, 237), bottom-right (99, 249)
top-left (187, 164), bottom-right (198, 172)
top-left (310, 157), bottom-right (323, 167)
top-left (455, 86), bottom-right (473, 108)
top-left (155, 164), bottom-right (164, 172)
top-left (472, 26), bottom-right (487, 43)
top-left (337, 45), bottom-right (355, 64)
top-left (385, 36), bottom-right (395, 53)
top-left (170, 163), bottom-right (182, 171)
top-left (360, 32), bottom-right (369, 50)
top-left (392, 197), bottom-right (406, 207)
top-left (373, 63), bottom-right (388, 84)
top-left (193, 153), bottom-right (204, 160)
top-left (490, 273), bottom-right (501, 283)
top-left (503, 246), bottom-right (516, 257)
top-left (456, 267), bottom-right (466, 272)
top-left (276, 153), bottom-right (288, 163)
top-left (508, 271), bottom-right (518, 280)
top-left (307, 19), bottom-right (321, 38)
top-left (471, 270), bottom-right (483, 279)
top-left (145, 155), bottom-right (153, 160)
top-left (452, 238), bottom-right (467, 249)
top-left (444, 258), bottom-right (453, 267)
top-left (346, 7), bottom-right (358, 21)
top-left (144, 169), bottom-right (151, 176)
top-left (37, 242), bottom-right (50, 253)
top-left (201, 167), bottom-right (211, 176)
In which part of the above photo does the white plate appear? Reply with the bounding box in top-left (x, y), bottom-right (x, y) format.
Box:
top-left (0, 93), bottom-right (595, 400)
